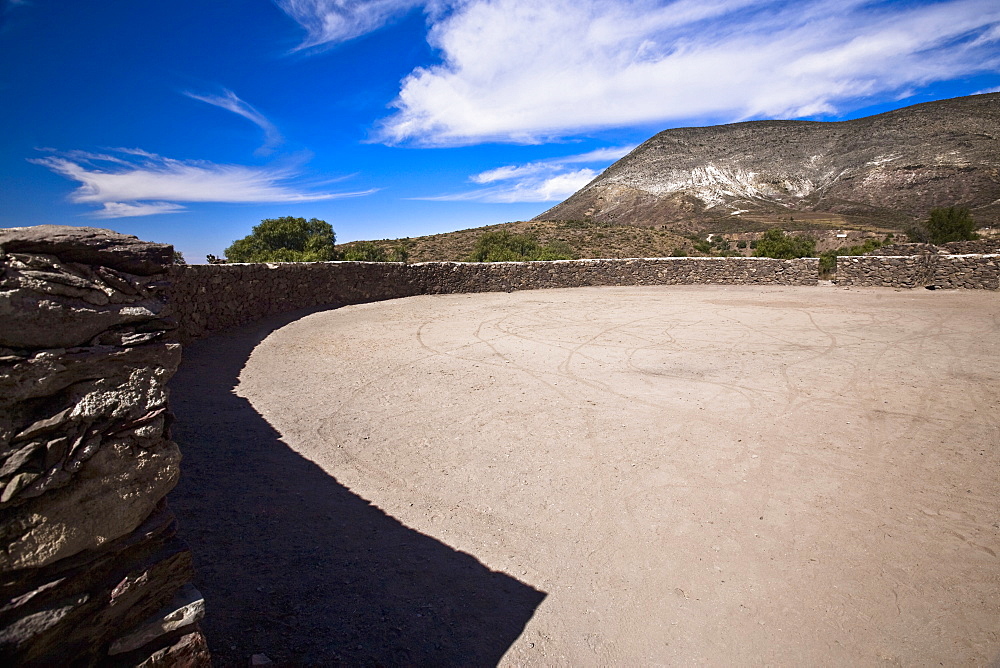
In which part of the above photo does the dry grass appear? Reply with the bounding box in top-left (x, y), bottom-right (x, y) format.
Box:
top-left (336, 216), bottom-right (903, 262)
top-left (337, 220), bottom-right (694, 262)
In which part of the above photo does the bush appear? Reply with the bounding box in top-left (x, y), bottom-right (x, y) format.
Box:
top-left (906, 206), bottom-right (978, 244)
top-left (342, 242), bottom-right (409, 262)
top-left (466, 231), bottom-right (573, 262)
top-left (753, 229), bottom-right (816, 259)
top-left (819, 250), bottom-right (838, 276)
top-left (818, 237), bottom-right (886, 277)
top-left (224, 217), bottom-right (337, 262)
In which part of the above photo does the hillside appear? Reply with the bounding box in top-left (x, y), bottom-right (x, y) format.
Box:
top-left (535, 93), bottom-right (1000, 233)
top-left (336, 219), bottom-right (904, 262)
top-left (338, 220), bottom-right (691, 262)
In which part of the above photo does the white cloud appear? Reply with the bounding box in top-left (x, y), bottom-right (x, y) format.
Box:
top-left (93, 202), bottom-right (186, 218)
top-left (974, 85), bottom-right (1000, 94)
top-left (184, 89), bottom-right (283, 154)
top-left (362, 0), bottom-right (1000, 145)
top-left (419, 168), bottom-right (598, 203)
top-left (31, 149), bottom-right (374, 218)
top-left (418, 146), bottom-right (632, 202)
top-left (276, 0), bottom-right (425, 49)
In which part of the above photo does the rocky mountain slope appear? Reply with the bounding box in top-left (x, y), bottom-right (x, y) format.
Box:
top-left (535, 93), bottom-right (1000, 232)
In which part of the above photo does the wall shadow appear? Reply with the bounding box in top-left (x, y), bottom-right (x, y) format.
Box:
top-left (167, 308), bottom-right (546, 667)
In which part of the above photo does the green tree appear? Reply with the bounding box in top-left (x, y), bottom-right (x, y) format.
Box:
top-left (466, 231), bottom-right (573, 262)
top-left (753, 229), bottom-right (816, 259)
top-left (907, 207), bottom-right (978, 244)
top-left (224, 217), bottom-right (338, 262)
top-left (172, 250), bottom-right (187, 265)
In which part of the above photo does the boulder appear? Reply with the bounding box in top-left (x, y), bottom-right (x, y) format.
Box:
top-left (0, 226), bottom-right (172, 276)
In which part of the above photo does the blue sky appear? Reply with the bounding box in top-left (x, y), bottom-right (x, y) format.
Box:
top-left (2, 0), bottom-right (999, 262)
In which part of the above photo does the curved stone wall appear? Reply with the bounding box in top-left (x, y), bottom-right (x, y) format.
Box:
top-left (168, 257), bottom-right (820, 341)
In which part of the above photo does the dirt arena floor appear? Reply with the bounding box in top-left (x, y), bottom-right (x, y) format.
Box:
top-left (169, 285), bottom-right (1000, 666)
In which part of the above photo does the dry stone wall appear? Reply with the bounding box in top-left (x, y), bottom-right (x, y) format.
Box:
top-left (837, 254), bottom-right (1000, 289)
top-left (870, 240), bottom-right (1000, 256)
top-left (0, 226), bottom-right (209, 666)
top-left (169, 257), bottom-right (820, 341)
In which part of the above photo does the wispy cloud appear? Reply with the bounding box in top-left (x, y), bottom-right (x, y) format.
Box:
top-left (31, 149), bottom-right (374, 218)
top-left (354, 0), bottom-right (1000, 145)
top-left (416, 145), bottom-right (633, 202)
top-left (276, 0), bottom-right (425, 49)
top-left (93, 202), bottom-right (187, 218)
top-left (184, 89), bottom-right (283, 154)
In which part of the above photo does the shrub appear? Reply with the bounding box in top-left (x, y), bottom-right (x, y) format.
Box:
top-left (466, 231), bottom-right (573, 262)
top-left (819, 250), bottom-right (838, 276)
top-left (341, 242), bottom-right (409, 262)
top-left (818, 237), bottom-right (886, 277)
top-left (225, 217), bottom-right (337, 262)
top-left (752, 229), bottom-right (816, 259)
top-left (342, 242), bottom-right (386, 262)
top-left (906, 206), bottom-right (978, 244)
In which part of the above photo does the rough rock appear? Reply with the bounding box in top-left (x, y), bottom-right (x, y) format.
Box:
top-left (0, 343), bottom-right (181, 409)
top-left (0, 504), bottom-right (194, 664)
top-left (109, 584), bottom-right (205, 655)
top-left (0, 225), bottom-right (173, 276)
top-left (134, 630), bottom-right (211, 668)
top-left (0, 436), bottom-right (181, 571)
top-left (0, 226), bottom-right (205, 665)
top-left (0, 287), bottom-right (166, 350)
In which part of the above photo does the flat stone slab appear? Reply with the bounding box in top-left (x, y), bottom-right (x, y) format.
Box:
top-left (0, 225), bottom-right (172, 275)
top-left (175, 285), bottom-right (1000, 665)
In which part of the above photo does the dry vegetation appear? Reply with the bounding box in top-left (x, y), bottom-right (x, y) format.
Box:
top-left (336, 217), bottom-right (899, 262)
top-left (337, 220), bottom-right (693, 262)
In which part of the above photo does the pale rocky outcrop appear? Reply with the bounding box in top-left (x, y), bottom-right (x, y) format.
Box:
top-left (535, 93), bottom-right (1000, 229)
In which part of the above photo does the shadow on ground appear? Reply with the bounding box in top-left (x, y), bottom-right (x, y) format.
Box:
top-left (167, 308), bottom-right (546, 667)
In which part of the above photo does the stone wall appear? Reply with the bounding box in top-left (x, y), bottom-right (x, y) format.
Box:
top-left (837, 254), bottom-right (1000, 289)
top-left (168, 257), bottom-right (820, 341)
top-left (869, 240), bottom-right (1000, 256)
top-left (0, 226), bottom-right (209, 666)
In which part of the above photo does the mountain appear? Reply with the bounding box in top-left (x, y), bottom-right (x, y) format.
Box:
top-left (535, 94), bottom-right (1000, 233)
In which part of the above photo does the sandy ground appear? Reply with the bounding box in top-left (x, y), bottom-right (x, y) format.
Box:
top-left (169, 285), bottom-right (1000, 666)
